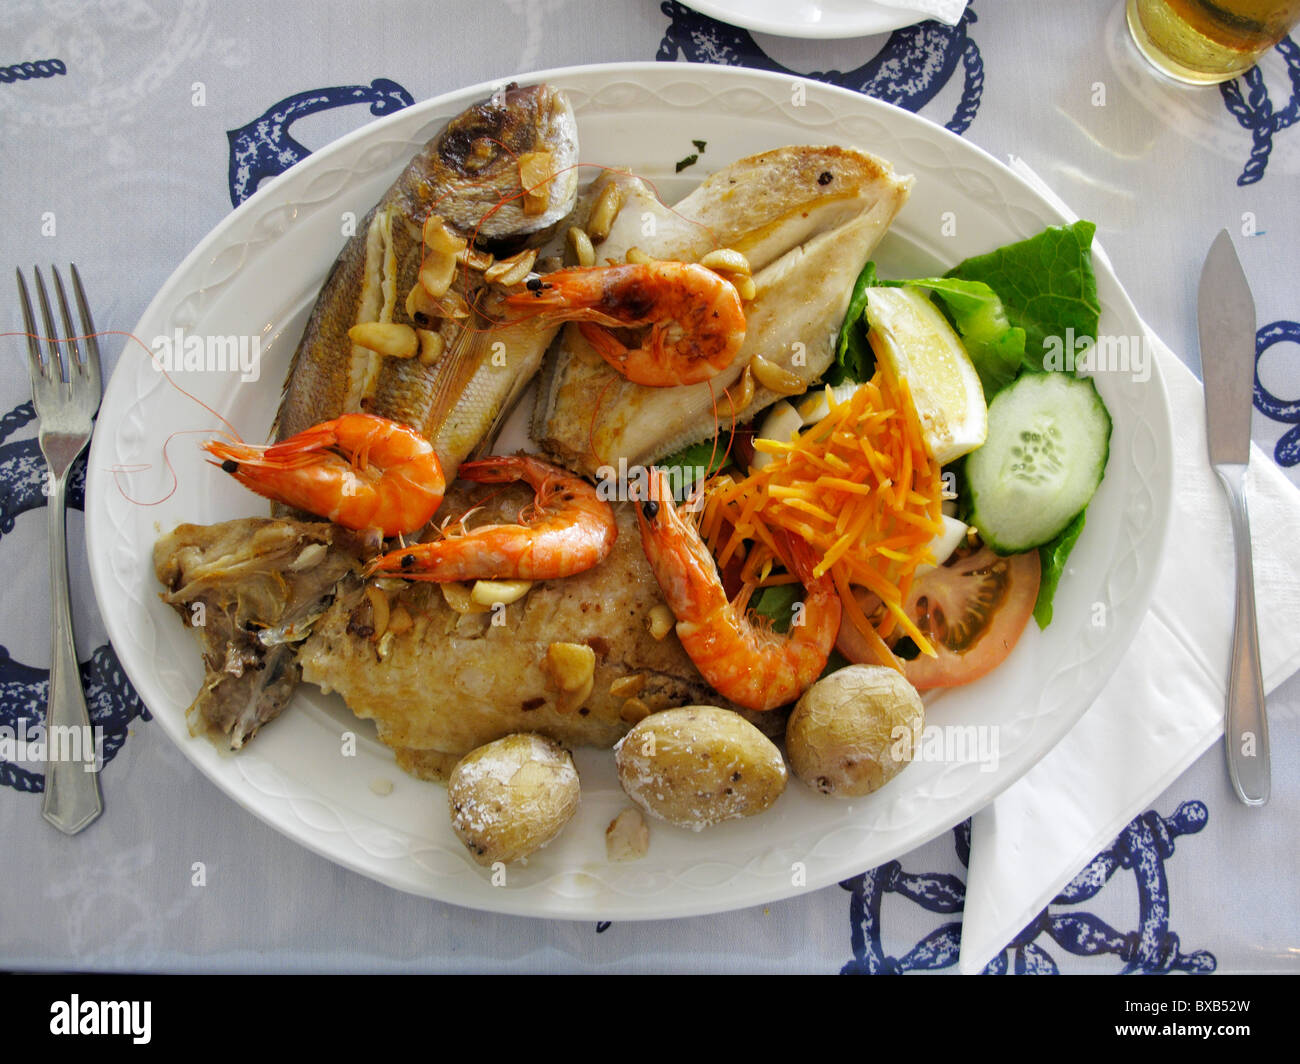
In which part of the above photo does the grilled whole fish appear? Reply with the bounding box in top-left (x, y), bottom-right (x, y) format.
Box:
top-left (273, 83), bottom-right (579, 481)
top-left (154, 518), bottom-right (379, 750)
top-left (295, 480), bottom-right (783, 779)
top-left (532, 146), bottom-right (912, 474)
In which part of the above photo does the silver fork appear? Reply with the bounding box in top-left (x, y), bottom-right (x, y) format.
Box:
top-left (17, 265), bottom-right (104, 834)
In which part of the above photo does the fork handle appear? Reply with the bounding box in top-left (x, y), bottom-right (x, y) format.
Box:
top-left (1216, 465), bottom-right (1270, 807)
top-left (41, 468), bottom-right (104, 834)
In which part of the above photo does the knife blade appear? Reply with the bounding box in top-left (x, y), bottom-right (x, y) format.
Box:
top-left (1200, 230), bottom-right (1256, 464)
top-left (1197, 228), bottom-right (1269, 806)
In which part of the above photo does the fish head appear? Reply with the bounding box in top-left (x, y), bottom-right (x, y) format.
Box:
top-left (431, 82), bottom-right (579, 245)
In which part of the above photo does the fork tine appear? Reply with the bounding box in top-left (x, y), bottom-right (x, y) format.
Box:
top-left (69, 264), bottom-right (101, 395)
top-left (15, 268), bottom-right (48, 385)
top-left (32, 267), bottom-right (66, 384)
top-left (51, 266), bottom-right (82, 374)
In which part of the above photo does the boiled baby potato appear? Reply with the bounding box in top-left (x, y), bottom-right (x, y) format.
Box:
top-left (448, 733), bottom-right (580, 865)
top-left (614, 706), bottom-right (786, 830)
top-left (785, 665), bottom-right (924, 797)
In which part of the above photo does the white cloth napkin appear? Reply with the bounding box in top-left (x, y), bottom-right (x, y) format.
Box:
top-left (872, 0), bottom-right (969, 26)
top-left (957, 160), bottom-right (1300, 974)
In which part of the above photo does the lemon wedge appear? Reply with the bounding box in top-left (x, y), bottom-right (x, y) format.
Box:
top-left (864, 286), bottom-right (987, 465)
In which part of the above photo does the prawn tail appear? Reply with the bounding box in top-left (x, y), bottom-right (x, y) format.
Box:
top-left (782, 532), bottom-right (826, 589)
top-left (780, 530), bottom-right (841, 640)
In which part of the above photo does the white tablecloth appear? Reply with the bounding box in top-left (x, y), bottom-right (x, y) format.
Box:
top-left (2, 0), bottom-right (1296, 972)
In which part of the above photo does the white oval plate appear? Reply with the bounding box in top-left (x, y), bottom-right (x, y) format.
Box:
top-left (86, 63), bottom-right (1173, 920)
top-left (687, 0), bottom-right (933, 38)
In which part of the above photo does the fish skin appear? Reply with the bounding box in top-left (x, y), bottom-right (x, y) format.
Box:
top-left (153, 518), bottom-right (380, 750)
top-left (425, 82), bottom-right (579, 242)
top-left (272, 83), bottom-right (578, 480)
top-left (594, 145), bottom-right (899, 273)
top-left (532, 146), bottom-right (913, 474)
top-left (296, 480), bottom-right (784, 771)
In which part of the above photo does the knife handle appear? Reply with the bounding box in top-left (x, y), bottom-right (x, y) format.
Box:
top-left (1215, 464), bottom-right (1270, 806)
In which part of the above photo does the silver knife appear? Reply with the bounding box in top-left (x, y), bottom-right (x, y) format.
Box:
top-left (1198, 229), bottom-right (1269, 806)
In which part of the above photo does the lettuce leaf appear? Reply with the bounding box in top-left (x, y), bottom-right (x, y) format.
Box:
top-left (828, 261), bottom-right (878, 385)
top-left (898, 277), bottom-right (1026, 397)
top-left (1033, 510), bottom-right (1085, 629)
top-left (658, 438), bottom-right (729, 478)
top-left (831, 221), bottom-right (1100, 389)
top-left (830, 266), bottom-right (1025, 397)
top-left (751, 583), bottom-right (802, 633)
top-left (944, 220), bottom-right (1100, 376)
top-left (654, 438), bottom-right (730, 502)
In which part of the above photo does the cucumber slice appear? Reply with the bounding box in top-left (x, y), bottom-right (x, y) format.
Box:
top-left (965, 372), bottom-right (1111, 554)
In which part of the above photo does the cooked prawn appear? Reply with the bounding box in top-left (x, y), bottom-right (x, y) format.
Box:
top-left (501, 261), bottom-right (746, 387)
top-left (203, 413), bottom-right (445, 538)
top-left (366, 453), bottom-right (617, 581)
top-left (635, 467), bottom-right (841, 712)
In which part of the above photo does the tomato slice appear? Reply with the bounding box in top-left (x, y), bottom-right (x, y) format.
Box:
top-left (899, 546), bottom-right (1040, 690)
top-left (836, 545), bottom-right (1040, 690)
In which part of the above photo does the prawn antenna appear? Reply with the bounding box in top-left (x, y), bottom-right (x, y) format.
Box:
top-left (3, 327), bottom-right (244, 507)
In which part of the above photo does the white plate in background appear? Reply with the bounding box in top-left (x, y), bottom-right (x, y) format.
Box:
top-left (687, 0), bottom-right (946, 38)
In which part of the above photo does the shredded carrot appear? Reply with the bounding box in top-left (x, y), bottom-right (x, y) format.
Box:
top-left (754, 571), bottom-right (801, 588)
top-left (738, 541), bottom-right (775, 583)
top-left (776, 496), bottom-right (837, 523)
top-left (833, 564), bottom-right (903, 673)
top-left (815, 476), bottom-right (872, 495)
top-left (701, 367), bottom-right (944, 660)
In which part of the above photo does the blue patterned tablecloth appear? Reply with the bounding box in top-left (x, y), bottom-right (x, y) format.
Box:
top-left (1, 0), bottom-right (1296, 973)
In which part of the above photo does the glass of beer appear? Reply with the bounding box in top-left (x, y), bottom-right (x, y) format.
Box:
top-left (1126, 0), bottom-right (1300, 83)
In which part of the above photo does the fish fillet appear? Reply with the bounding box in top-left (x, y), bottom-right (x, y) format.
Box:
top-left (295, 481), bottom-right (782, 779)
top-left (533, 146), bottom-right (912, 475)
